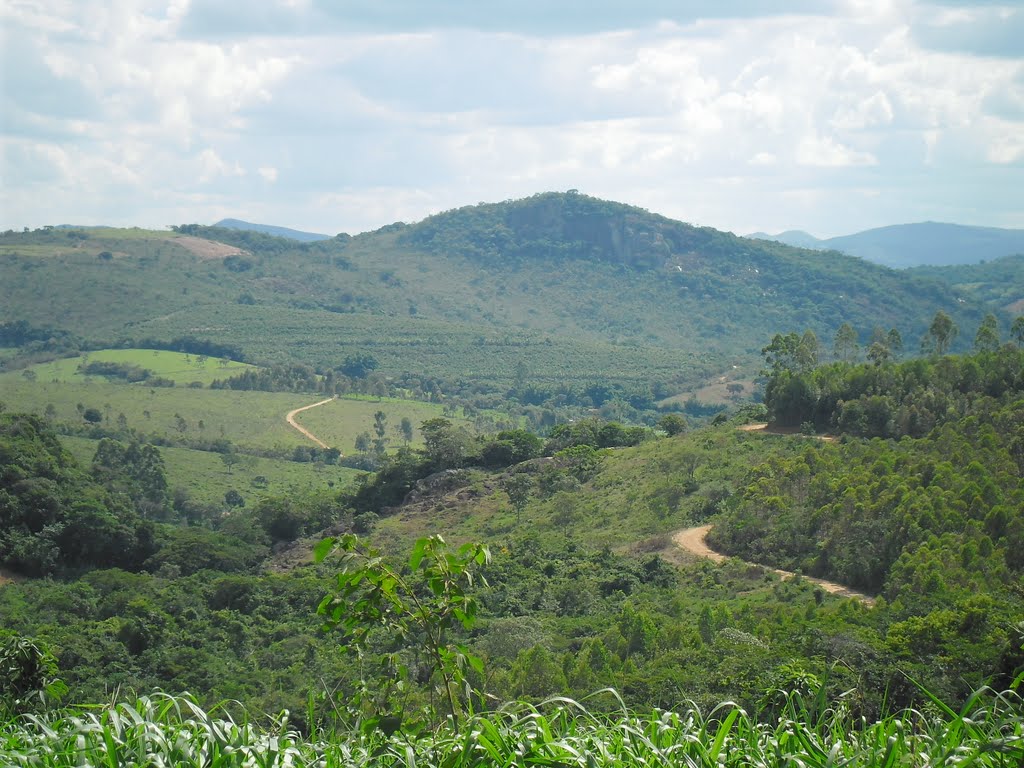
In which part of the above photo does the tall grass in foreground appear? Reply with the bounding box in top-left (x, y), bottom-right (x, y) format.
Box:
top-left (2, 687), bottom-right (1022, 767)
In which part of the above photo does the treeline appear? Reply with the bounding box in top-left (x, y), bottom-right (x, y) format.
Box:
top-left (763, 320), bottom-right (1024, 437)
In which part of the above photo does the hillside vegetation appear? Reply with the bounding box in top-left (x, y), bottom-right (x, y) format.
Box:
top-left (2, 344), bottom-right (1022, 729)
top-left (3, 196), bottom-right (1024, 764)
top-left (1, 193), bottom-right (996, 418)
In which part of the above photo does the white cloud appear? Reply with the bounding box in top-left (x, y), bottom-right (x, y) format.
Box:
top-left (1, 0), bottom-right (1021, 236)
top-left (796, 136), bottom-right (878, 167)
top-left (198, 148), bottom-right (244, 183)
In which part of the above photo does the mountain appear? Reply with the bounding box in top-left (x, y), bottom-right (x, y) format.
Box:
top-left (823, 222), bottom-right (1024, 269)
top-left (212, 218), bottom-right (330, 242)
top-left (0, 193), bottom-right (996, 402)
top-left (750, 222), bottom-right (1024, 268)
top-left (745, 230), bottom-right (824, 250)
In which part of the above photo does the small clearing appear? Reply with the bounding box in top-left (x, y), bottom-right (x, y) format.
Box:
top-left (673, 524), bottom-right (875, 606)
top-left (286, 397), bottom-right (336, 449)
top-left (172, 235), bottom-right (248, 260)
top-left (738, 422), bottom-right (837, 442)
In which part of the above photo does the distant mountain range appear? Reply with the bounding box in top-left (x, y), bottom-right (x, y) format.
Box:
top-left (746, 222), bottom-right (1024, 269)
top-left (212, 218), bottom-right (330, 242)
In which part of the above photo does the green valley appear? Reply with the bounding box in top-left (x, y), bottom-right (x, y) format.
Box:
top-left (2, 195), bottom-right (1023, 766)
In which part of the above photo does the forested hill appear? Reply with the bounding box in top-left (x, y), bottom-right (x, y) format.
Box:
top-left (0, 193), bottom-right (996, 398)
top-left (908, 254), bottom-right (1024, 316)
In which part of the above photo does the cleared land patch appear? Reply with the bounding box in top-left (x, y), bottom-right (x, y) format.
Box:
top-left (60, 435), bottom-right (361, 506)
top-left (18, 349), bottom-right (253, 386)
top-left (171, 235), bottom-right (248, 260)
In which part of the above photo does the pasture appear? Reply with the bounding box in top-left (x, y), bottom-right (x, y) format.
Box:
top-left (0, 370), bottom-right (482, 456)
top-left (60, 435), bottom-right (361, 506)
top-left (17, 348), bottom-right (253, 386)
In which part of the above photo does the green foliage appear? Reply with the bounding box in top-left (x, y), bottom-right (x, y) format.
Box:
top-left (315, 534), bottom-right (490, 726)
top-left (0, 634), bottom-right (67, 718)
top-left (338, 353), bottom-right (379, 379)
top-left (3, 687), bottom-right (1022, 767)
top-left (657, 413), bottom-right (688, 436)
top-left (924, 309), bottom-right (959, 355)
top-left (762, 344), bottom-right (1024, 434)
top-left (0, 413), bottom-right (157, 576)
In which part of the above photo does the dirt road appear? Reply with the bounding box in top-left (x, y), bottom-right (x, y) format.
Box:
top-left (672, 524), bottom-right (875, 605)
top-left (285, 397), bottom-right (335, 449)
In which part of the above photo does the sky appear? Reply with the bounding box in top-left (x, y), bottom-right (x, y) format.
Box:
top-left (1, 0), bottom-right (1022, 238)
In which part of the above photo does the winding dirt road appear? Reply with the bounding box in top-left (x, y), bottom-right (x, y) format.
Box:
top-left (285, 397), bottom-right (335, 449)
top-left (672, 524), bottom-right (875, 606)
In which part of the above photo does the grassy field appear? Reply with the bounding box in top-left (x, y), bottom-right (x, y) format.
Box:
top-left (0, 377), bottom-right (315, 451)
top-left (60, 435), bottom-right (361, 506)
top-left (0, 371), bottom-right (483, 456)
top-left (295, 395), bottom-right (477, 452)
top-left (19, 349), bottom-right (253, 386)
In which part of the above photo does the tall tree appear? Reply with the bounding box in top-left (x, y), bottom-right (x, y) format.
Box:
top-left (974, 313), bottom-right (1000, 352)
top-left (833, 323), bottom-right (860, 363)
top-left (373, 410), bottom-right (389, 455)
top-left (924, 310), bottom-right (958, 355)
top-left (1013, 316), bottom-right (1024, 348)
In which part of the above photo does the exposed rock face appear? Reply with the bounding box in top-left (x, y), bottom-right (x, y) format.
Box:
top-left (402, 469), bottom-right (472, 506)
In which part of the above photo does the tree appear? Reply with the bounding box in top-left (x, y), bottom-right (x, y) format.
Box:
top-left (315, 534), bottom-right (490, 726)
top-left (924, 310), bottom-right (957, 355)
top-left (658, 413), bottom-right (688, 436)
top-left (887, 328), bottom-right (903, 358)
top-left (866, 342), bottom-right (891, 366)
top-left (1012, 316), bottom-right (1024, 348)
top-left (399, 416), bottom-right (414, 445)
top-left (420, 418), bottom-right (470, 470)
top-left (974, 313), bottom-right (1000, 352)
top-left (500, 473), bottom-right (533, 524)
top-left (833, 323), bottom-right (859, 363)
top-left (354, 431), bottom-right (371, 453)
top-left (83, 407), bottom-right (102, 424)
top-left (220, 451), bottom-right (239, 474)
top-left (338, 353), bottom-right (379, 379)
top-left (761, 330), bottom-right (819, 375)
top-left (224, 489), bottom-right (245, 508)
top-left (373, 410), bottom-right (388, 454)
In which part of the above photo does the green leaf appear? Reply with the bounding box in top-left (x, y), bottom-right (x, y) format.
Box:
top-left (409, 538), bottom-right (428, 571)
top-left (313, 537), bottom-right (336, 563)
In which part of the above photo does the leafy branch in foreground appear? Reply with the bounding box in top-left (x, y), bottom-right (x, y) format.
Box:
top-left (314, 534), bottom-right (490, 730)
top-left (0, 634), bottom-right (68, 719)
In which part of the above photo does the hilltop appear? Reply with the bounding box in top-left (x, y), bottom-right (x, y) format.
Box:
top-left (0, 193), bottom-right (997, 409)
top-left (212, 218), bottom-right (331, 242)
